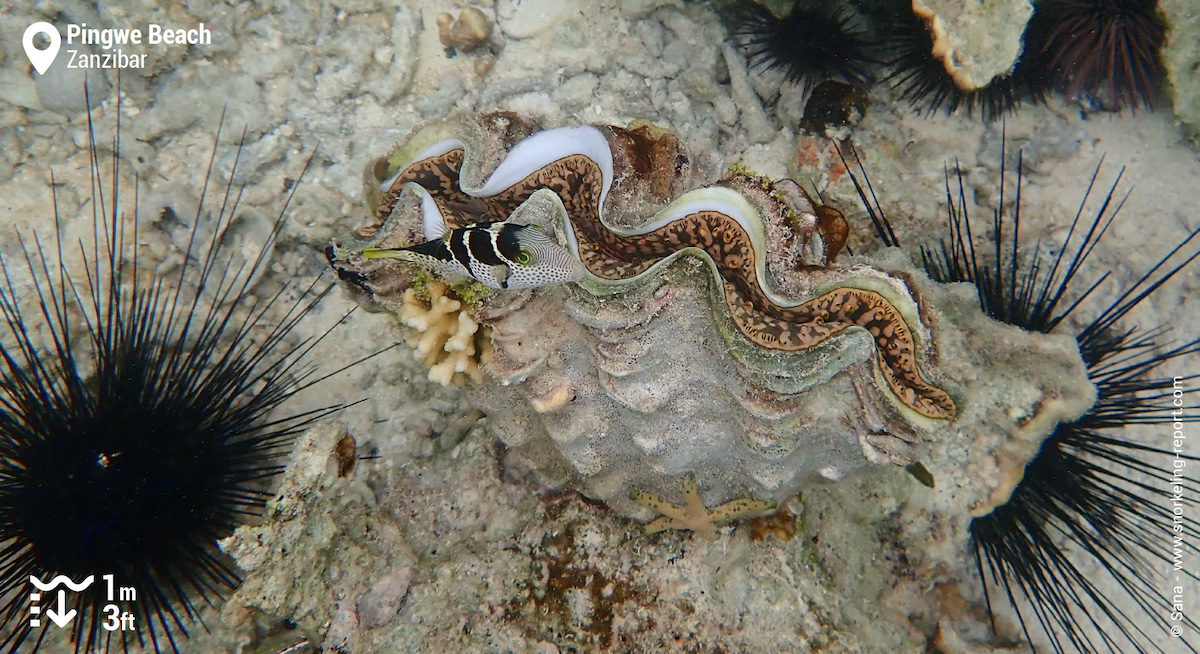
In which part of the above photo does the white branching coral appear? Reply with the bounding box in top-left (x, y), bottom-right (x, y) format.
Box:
top-left (399, 281), bottom-right (490, 385)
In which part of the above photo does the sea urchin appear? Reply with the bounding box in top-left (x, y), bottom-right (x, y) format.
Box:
top-left (0, 95), bottom-right (359, 653)
top-left (841, 139), bottom-right (1200, 652)
top-left (727, 0), bottom-right (879, 96)
top-left (1027, 0), bottom-right (1167, 110)
top-left (939, 153), bottom-right (1200, 653)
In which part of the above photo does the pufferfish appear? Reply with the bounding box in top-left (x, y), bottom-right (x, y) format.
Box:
top-left (360, 220), bottom-right (585, 289)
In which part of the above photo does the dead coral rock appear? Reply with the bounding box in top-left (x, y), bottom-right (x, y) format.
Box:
top-left (357, 566), bottom-right (414, 628)
top-left (437, 7), bottom-right (493, 52)
top-left (218, 423), bottom-right (419, 651)
top-left (913, 0), bottom-right (1033, 91)
top-left (1162, 0), bottom-right (1200, 136)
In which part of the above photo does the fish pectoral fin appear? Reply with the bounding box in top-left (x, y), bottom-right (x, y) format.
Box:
top-left (491, 264), bottom-right (510, 287)
top-left (424, 217), bottom-right (448, 240)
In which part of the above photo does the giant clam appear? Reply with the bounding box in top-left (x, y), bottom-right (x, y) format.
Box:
top-left (329, 112), bottom-right (1094, 525)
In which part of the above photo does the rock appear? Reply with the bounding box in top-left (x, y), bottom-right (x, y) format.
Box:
top-left (34, 46), bottom-right (110, 115)
top-left (439, 7), bottom-right (492, 52)
top-left (912, 0), bottom-right (1033, 90)
top-left (1161, 0), bottom-right (1200, 138)
top-left (357, 567), bottom-right (414, 628)
top-left (496, 0), bottom-right (579, 40)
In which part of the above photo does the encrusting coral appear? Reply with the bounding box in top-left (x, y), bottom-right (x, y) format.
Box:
top-left (398, 281), bottom-right (490, 385)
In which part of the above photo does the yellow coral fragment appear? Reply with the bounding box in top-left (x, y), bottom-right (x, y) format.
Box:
top-left (631, 474), bottom-right (776, 541)
top-left (399, 281), bottom-right (489, 385)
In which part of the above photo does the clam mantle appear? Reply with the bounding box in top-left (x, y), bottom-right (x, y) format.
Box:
top-left (330, 113), bottom-right (1094, 522)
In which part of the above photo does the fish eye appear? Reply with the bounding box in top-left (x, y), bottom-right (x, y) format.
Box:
top-left (513, 251), bottom-right (532, 265)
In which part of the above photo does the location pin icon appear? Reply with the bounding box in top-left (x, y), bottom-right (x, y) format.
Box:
top-left (23, 22), bottom-right (61, 75)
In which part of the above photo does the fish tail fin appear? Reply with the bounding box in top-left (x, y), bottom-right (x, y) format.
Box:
top-left (360, 247), bottom-right (417, 261)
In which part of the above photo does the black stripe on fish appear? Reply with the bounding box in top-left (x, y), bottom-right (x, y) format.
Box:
top-left (468, 227), bottom-right (507, 266)
top-left (448, 228), bottom-right (472, 268)
top-left (407, 238), bottom-right (455, 261)
top-left (494, 223), bottom-right (525, 261)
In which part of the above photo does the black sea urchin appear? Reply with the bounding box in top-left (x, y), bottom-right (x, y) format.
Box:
top-left (842, 142), bottom-right (1200, 652)
top-left (940, 155), bottom-right (1200, 653)
top-left (727, 0), bottom-right (878, 96)
top-left (0, 95), bottom-right (361, 653)
top-left (1027, 0), bottom-right (1167, 111)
